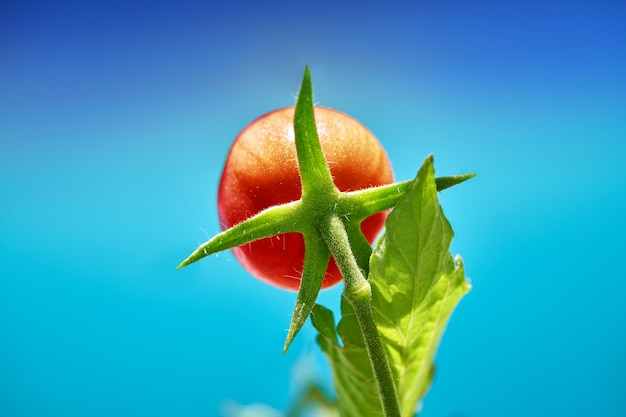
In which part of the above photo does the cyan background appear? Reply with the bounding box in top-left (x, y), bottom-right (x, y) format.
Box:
top-left (2, 1), bottom-right (625, 416)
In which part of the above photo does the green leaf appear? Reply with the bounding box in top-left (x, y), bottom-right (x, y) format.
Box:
top-left (312, 156), bottom-right (470, 417)
top-left (311, 304), bottom-right (383, 417)
top-left (369, 155), bottom-right (471, 416)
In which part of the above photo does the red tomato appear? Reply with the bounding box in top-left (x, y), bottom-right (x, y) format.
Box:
top-left (217, 106), bottom-right (394, 290)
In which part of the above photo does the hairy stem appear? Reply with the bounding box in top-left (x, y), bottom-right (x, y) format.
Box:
top-left (318, 214), bottom-right (401, 417)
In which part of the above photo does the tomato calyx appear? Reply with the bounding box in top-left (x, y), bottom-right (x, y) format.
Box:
top-left (177, 67), bottom-right (475, 352)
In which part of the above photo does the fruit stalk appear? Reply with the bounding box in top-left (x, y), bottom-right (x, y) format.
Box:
top-left (318, 213), bottom-right (401, 417)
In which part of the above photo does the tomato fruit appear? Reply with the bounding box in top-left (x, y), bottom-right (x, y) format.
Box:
top-left (217, 106), bottom-right (394, 290)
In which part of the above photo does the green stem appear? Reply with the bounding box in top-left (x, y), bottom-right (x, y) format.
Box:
top-left (318, 214), bottom-right (401, 417)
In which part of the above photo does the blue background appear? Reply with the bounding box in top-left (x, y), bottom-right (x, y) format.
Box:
top-left (2, 1), bottom-right (625, 416)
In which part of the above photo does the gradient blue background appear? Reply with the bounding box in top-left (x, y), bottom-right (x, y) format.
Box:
top-left (2, 1), bottom-right (625, 416)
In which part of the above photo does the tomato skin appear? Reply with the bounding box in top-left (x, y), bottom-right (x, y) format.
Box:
top-left (217, 106), bottom-right (394, 290)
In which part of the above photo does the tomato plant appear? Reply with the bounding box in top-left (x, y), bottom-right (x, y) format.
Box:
top-left (217, 106), bottom-right (394, 290)
top-left (178, 67), bottom-right (474, 417)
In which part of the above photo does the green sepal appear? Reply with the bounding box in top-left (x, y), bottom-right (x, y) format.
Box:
top-left (340, 173), bottom-right (476, 224)
top-left (283, 229), bottom-right (330, 353)
top-left (176, 200), bottom-right (302, 269)
top-left (294, 65), bottom-right (336, 197)
top-left (435, 172), bottom-right (476, 191)
top-left (176, 172), bottom-right (473, 270)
